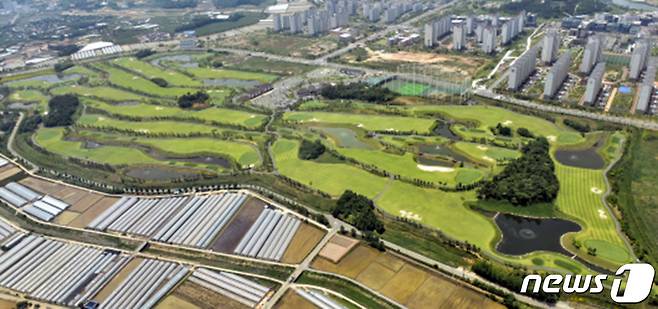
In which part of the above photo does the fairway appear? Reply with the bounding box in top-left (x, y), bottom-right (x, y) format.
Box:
top-left (113, 57), bottom-right (202, 87)
top-left (136, 138), bottom-right (261, 168)
top-left (94, 63), bottom-right (197, 97)
top-left (453, 142), bottom-right (521, 165)
top-left (34, 128), bottom-right (159, 165)
top-left (51, 86), bottom-right (147, 102)
top-left (409, 105), bottom-right (584, 145)
top-left (284, 112), bottom-right (436, 133)
top-left (186, 67), bottom-right (278, 83)
top-left (77, 114), bottom-right (224, 135)
top-left (83, 99), bottom-right (267, 129)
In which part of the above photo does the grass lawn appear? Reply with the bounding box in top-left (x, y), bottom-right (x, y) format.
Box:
top-left (335, 147), bottom-right (483, 186)
top-left (94, 63), bottom-right (197, 97)
top-left (113, 57), bottom-right (202, 87)
top-left (453, 142), bottom-right (521, 165)
top-left (51, 85), bottom-right (147, 102)
top-left (408, 105), bottom-right (584, 145)
top-left (8, 90), bottom-right (49, 111)
top-left (135, 137), bottom-right (261, 168)
top-left (297, 100), bottom-right (329, 111)
top-left (83, 99), bottom-right (266, 129)
top-left (34, 127), bottom-right (159, 165)
top-left (284, 112), bottom-right (436, 133)
top-left (387, 82), bottom-right (430, 96)
top-left (185, 67), bottom-right (278, 83)
top-left (77, 114), bottom-right (224, 135)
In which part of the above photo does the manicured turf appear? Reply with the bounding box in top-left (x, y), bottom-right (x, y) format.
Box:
top-left (185, 67), bottom-right (278, 83)
top-left (77, 114), bottom-right (224, 135)
top-left (284, 112), bottom-right (436, 133)
top-left (555, 163), bottom-right (632, 265)
top-left (408, 105), bottom-right (584, 145)
top-left (8, 90), bottom-right (49, 110)
top-left (83, 99), bottom-right (266, 129)
top-left (335, 147), bottom-right (483, 186)
top-left (51, 86), bottom-right (147, 102)
top-left (113, 57), bottom-right (202, 87)
top-left (297, 100), bottom-right (330, 111)
top-left (388, 82), bottom-right (430, 96)
top-left (94, 63), bottom-right (197, 97)
top-left (453, 142), bottom-right (521, 165)
top-left (34, 127), bottom-right (159, 165)
top-left (135, 138), bottom-right (261, 168)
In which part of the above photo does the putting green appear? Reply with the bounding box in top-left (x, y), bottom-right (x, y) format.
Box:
top-left (113, 57), bottom-right (202, 87)
top-left (34, 127), bottom-right (159, 165)
top-left (453, 142), bottom-right (521, 165)
top-left (284, 112), bottom-right (436, 133)
top-left (83, 99), bottom-right (266, 129)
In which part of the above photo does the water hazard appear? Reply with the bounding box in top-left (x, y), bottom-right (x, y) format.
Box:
top-left (495, 213), bottom-right (581, 256)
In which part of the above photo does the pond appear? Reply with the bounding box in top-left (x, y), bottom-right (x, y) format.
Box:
top-left (203, 79), bottom-right (261, 88)
top-left (9, 73), bottom-right (81, 84)
top-left (167, 155), bottom-right (231, 169)
top-left (555, 146), bottom-right (605, 169)
top-left (415, 156), bottom-right (454, 167)
top-left (418, 144), bottom-right (469, 162)
top-left (495, 213), bottom-right (581, 256)
top-left (150, 54), bottom-right (198, 67)
top-left (314, 127), bottom-right (374, 149)
top-left (433, 122), bottom-right (460, 141)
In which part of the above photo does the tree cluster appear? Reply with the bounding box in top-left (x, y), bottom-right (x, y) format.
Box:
top-left (477, 137), bottom-right (559, 206)
top-left (154, 0), bottom-right (198, 9)
top-left (54, 61), bottom-right (74, 73)
top-left (177, 91), bottom-right (209, 108)
top-left (320, 83), bottom-right (397, 103)
top-left (516, 127), bottom-right (534, 138)
top-left (175, 13), bottom-right (243, 33)
top-left (44, 95), bottom-right (80, 127)
top-left (135, 49), bottom-right (156, 59)
top-left (333, 190), bottom-right (385, 234)
top-left (563, 119), bottom-right (591, 133)
top-left (298, 139), bottom-right (325, 160)
top-left (491, 123), bottom-right (512, 137)
top-left (151, 77), bottom-right (168, 87)
top-left (502, 0), bottom-right (608, 18)
top-left (213, 0), bottom-right (266, 8)
top-left (49, 44), bottom-right (80, 57)
top-left (472, 261), bottom-right (560, 304)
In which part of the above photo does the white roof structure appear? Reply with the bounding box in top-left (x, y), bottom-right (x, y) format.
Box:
top-left (78, 41), bottom-right (115, 53)
top-left (266, 4), bottom-right (289, 14)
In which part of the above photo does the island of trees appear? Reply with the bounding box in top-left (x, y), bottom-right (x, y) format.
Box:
top-left (333, 190), bottom-right (385, 235)
top-left (298, 139), bottom-right (326, 160)
top-left (44, 95), bottom-right (80, 127)
top-left (320, 83), bottom-right (397, 103)
top-left (477, 137), bottom-right (559, 206)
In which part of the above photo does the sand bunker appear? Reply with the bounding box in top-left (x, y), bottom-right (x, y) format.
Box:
top-left (416, 164), bottom-right (454, 172)
top-left (547, 135), bottom-right (557, 142)
top-left (598, 209), bottom-right (608, 219)
top-left (482, 156), bottom-right (495, 162)
top-left (477, 145), bottom-right (489, 150)
top-left (503, 120), bottom-right (513, 125)
top-left (591, 187), bottom-right (603, 194)
top-left (400, 210), bottom-right (422, 221)
top-left (357, 123), bottom-right (364, 128)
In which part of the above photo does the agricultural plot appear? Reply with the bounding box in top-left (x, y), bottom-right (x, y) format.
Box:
top-left (295, 288), bottom-right (347, 309)
top-left (232, 208), bottom-right (301, 261)
top-left (312, 245), bottom-right (503, 309)
top-left (187, 268), bottom-right (271, 308)
top-left (284, 112), bottom-right (436, 133)
top-left (82, 99), bottom-right (266, 129)
top-left (0, 235), bottom-right (133, 307)
top-left (0, 181), bottom-right (72, 221)
top-left (113, 57), bottom-right (202, 87)
top-left (0, 217), bottom-right (17, 242)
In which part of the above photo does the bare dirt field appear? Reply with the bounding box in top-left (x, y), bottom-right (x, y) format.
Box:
top-left (155, 294), bottom-right (199, 309)
top-left (93, 257), bottom-right (143, 302)
top-left (217, 31), bottom-right (338, 59)
top-left (19, 177), bottom-right (106, 210)
top-left (53, 210), bottom-right (80, 225)
top-left (211, 197), bottom-right (264, 253)
top-left (281, 224), bottom-right (325, 264)
top-left (0, 166), bottom-right (21, 182)
top-left (363, 48), bottom-right (487, 76)
top-left (67, 197), bottom-right (120, 228)
top-left (274, 290), bottom-right (316, 309)
top-left (171, 280), bottom-right (247, 309)
top-left (312, 245), bottom-right (503, 309)
top-left (318, 234), bottom-right (358, 263)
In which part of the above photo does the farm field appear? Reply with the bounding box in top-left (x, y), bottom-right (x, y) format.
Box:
top-left (312, 245), bottom-right (504, 309)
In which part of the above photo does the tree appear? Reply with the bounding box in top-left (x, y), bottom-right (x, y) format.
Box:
top-left (478, 137), bottom-right (559, 206)
top-left (333, 190), bottom-right (385, 234)
top-left (44, 95), bottom-right (80, 127)
top-left (135, 49), bottom-right (155, 59)
top-left (298, 139), bottom-right (325, 160)
top-left (178, 91), bottom-right (209, 108)
top-left (516, 127), bottom-right (533, 138)
top-left (54, 61), bottom-right (74, 73)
